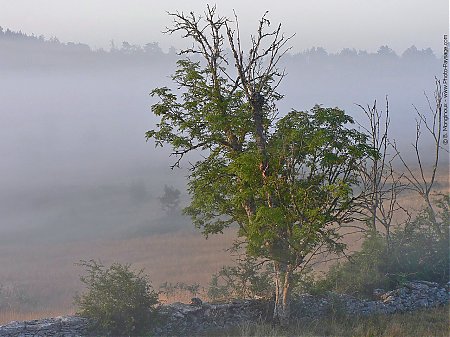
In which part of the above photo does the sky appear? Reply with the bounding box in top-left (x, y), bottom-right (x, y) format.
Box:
top-left (1, 0), bottom-right (449, 54)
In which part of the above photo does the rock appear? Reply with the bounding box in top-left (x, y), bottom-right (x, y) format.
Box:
top-left (0, 316), bottom-right (88, 337)
top-left (190, 297), bottom-right (203, 306)
top-left (0, 280), bottom-right (447, 336)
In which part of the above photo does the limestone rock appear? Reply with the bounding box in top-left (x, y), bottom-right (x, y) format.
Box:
top-left (0, 316), bottom-right (88, 337)
top-left (0, 280), bottom-right (447, 336)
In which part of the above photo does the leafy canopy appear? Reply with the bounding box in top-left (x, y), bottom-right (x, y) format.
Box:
top-left (147, 6), bottom-right (376, 271)
top-left (148, 58), bottom-right (374, 266)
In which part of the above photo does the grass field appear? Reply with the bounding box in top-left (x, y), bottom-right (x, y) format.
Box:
top-left (0, 171), bottom-right (448, 326)
top-left (0, 229), bottom-right (235, 324)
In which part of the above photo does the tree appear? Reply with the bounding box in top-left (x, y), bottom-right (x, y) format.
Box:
top-left (146, 6), bottom-right (376, 325)
top-left (158, 184), bottom-right (181, 213)
top-left (330, 78), bottom-right (449, 295)
top-left (392, 78), bottom-right (447, 238)
top-left (356, 98), bottom-right (408, 246)
top-left (358, 78), bottom-right (447, 243)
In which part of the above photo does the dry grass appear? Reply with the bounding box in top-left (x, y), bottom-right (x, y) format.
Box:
top-left (0, 309), bottom-right (73, 325)
top-left (0, 229), bottom-right (235, 324)
top-left (217, 305), bottom-right (450, 337)
top-left (0, 171), bottom-right (447, 326)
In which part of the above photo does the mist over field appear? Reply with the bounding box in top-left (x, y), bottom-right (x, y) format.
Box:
top-left (0, 25), bottom-right (448, 323)
top-left (0, 29), bottom-right (445, 244)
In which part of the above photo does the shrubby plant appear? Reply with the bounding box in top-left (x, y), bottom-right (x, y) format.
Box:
top-left (313, 194), bottom-right (449, 298)
top-left (320, 79), bottom-right (449, 299)
top-left (313, 233), bottom-right (392, 298)
top-left (74, 260), bottom-right (159, 336)
top-left (387, 193), bottom-right (449, 284)
top-left (207, 255), bottom-right (319, 302)
top-left (208, 256), bottom-right (274, 302)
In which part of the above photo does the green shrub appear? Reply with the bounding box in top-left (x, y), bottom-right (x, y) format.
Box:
top-left (388, 194), bottom-right (449, 284)
top-left (208, 256), bottom-right (274, 302)
top-left (313, 233), bottom-right (393, 298)
top-left (207, 255), bottom-right (319, 302)
top-left (74, 260), bottom-right (159, 336)
top-left (314, 195), bottom-right (449, 298)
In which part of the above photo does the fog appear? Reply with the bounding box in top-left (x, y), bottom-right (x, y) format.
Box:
top-left (1, 0), bottom-right (447, 54)
top-left (0, 28), bottom-right (446, 244)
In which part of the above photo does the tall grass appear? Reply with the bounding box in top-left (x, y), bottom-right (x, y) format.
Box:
top-left (218, 305), bottom-right (449, 337)
top-left (0, 229), bottom-right (235, 321)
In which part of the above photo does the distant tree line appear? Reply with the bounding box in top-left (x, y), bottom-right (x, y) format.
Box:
top-left (0, 26), bottom-right (441, 71)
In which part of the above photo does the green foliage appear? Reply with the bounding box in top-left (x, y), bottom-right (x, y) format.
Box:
top-left (242, 106), bottom-right (373, 261)
top-left (314, 194), bottom-right (449, 297)
top-left (313, 233), bottom-right (393, 298)
top-left (207, 256), bottom-right (318, 302)
top-left (147, 58), bottom-right (253, 163)
top-left (147, 8), bottom-right (377, 322)
top-left (387, 193), bottom-right (449, 284)
top-left (74, 260), bottom-right (159, 336)
top-left (207, 256), bottom-right (274, 302)
top-left (178, 106), bottom-right (374, 264)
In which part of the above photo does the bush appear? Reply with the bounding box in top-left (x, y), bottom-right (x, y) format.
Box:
top-left (207, 255), bottom-right (318, 302)
top-left (74, 260), bottom-right (159, 336)
top-left (313, 233), bottom-right (393, 298)
top-left (388, 194), bottom-right (449, 284)
top-left (208, 256), bottom-right (274, 302)
top-left (314, 195), bottom-right (449, 298)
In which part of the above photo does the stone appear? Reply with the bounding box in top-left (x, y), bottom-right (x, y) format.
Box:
top-left (190, 297), bottom-right (203, 306)
top-left (0, 316), bottom-right (88, 337)
top-left (0, 280), bottom-right (447, 336)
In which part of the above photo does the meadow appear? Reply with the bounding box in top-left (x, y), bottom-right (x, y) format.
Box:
top-left (0, 171), bottom-right (448, 328)
top-left (0, 230), bottom-right (234, 324)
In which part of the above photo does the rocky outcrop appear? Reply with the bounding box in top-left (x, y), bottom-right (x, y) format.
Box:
top-left (0, 280), bottom-right (448, 337)
top-left (151, 299), bottom-right (270, 336)
top-left (150, 280), bottom-right (449, 335)
top-left (338, 280), bottom-right (449, 316)
top-left (290, 280), bottom-right (450, 319)
top-left (0, 316), bottom-right (88, 337)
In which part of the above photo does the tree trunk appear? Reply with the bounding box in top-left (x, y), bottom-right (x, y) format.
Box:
top-left (273, 261), bottom-right (292, 327)
top-left (425, 196), bottom-right (441, 236)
